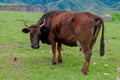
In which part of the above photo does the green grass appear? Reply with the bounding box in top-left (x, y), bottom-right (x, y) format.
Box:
top-left (0, 10), bottom-right (120, 80)
top-left (109, 11), bottom-right (120, 22)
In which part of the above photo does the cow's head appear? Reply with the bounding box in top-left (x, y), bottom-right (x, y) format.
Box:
top-left (22, 19), bottom-right (46, 49)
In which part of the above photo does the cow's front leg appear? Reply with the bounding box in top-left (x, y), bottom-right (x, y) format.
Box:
top-left (49, 36), bottom-right (57, 65)
top-left (51, 41), bottom-right (56, 65)
top-left (57, 42), bottom-right (62, 63)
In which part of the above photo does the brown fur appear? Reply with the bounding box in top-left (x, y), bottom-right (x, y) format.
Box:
top-left (82, 12), bottom-right (105, 56)
top-left (37, 10), bottom-right (67, 28)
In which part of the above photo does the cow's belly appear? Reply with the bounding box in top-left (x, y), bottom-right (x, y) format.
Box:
top-left (58, 36), bottom-right (77, 46)
top-left (57, 26), bottom-right (78, 46)
top-left (62, 40), bottom-right (77, 46)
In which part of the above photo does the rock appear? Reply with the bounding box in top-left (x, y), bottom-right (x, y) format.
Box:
top-left (116, 67), bottom-right (120, 73)
top-left (116, 76), bottom-right (120, 80)
top-left (49, 50), bottom-right (52, 53)
top-left (104, 73), bottom-right (110, 76)
top-left (93, 62), bottom-right (97, 65)
top-left (102, 14), bottom-right (112, 21)
top-left (104, 64), bottom-right (108, 67)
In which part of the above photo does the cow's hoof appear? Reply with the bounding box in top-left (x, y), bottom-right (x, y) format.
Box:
top-left (52, 61), bottom-right (56, 65)
top-left (58, 59), bottom-right (62, 63)
top-left (81, 69), bottom-right (88, 75)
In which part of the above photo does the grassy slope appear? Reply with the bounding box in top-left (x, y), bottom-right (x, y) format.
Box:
top-left (0, 11), bottom-right (120, 80)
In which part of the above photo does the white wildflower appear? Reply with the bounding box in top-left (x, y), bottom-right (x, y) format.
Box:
top-left (104, 73), bottom-right (110, 76)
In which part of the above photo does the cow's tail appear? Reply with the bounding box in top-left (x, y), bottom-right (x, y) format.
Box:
top-left (100, 19), bottom-right (105, 56)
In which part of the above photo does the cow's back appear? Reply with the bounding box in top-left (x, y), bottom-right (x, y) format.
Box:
top-left (50, 12), bottom-right (95, 46)
top-left (37, 10), bottom-right (67, 28)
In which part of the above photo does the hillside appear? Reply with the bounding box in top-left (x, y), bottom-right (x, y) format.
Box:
top-left (0, 0), bottom-right (58, 5)
top-left (101, 0), bottom-right (120, 6)
top-left (113, 2), bottom-right (120, 11)
top-left (0, 0), bottom-right (120, 14)
top-left (46, 0), bottom-right (112, 14)
top-left (0, 5), bottom-right (47, 12)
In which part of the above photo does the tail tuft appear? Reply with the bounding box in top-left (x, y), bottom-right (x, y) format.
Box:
top-left (100, 32), bottom-right (104, 56)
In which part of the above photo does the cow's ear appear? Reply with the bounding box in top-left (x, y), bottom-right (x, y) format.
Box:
top-left (22, 28), bottom-right (30, 33)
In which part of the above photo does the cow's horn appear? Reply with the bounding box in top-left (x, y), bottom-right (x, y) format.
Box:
top-left (40, 19), bottom-right (46, 27)
top-left (23, 21), bottom-right (29, 27)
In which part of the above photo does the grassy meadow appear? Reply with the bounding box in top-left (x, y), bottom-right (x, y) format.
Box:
top-left (0, 11), bottom-right (120, 80)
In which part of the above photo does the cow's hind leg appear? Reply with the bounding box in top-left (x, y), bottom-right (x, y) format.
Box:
top-left (81, 45), bottom-right (92, 75)
top-left (57, 42), bottom-right (62, 63)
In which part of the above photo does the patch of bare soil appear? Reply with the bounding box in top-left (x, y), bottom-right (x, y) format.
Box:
top-left (6, 54), bottom-right (29, 78)
top-left (0, 44), bottom-right (4, 48)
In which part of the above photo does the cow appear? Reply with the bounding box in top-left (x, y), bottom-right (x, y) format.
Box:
top-left (22, 11), bottom-right (104, 75)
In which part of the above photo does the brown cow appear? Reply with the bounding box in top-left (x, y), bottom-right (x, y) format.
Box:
top-left (22, 11), bottom-right (104, 75)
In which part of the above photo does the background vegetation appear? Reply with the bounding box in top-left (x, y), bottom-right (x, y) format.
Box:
top-left (1, 0), bottom-right (120, 14)
top-left (0, 11), bottom-right (120, 80)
